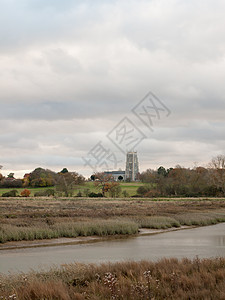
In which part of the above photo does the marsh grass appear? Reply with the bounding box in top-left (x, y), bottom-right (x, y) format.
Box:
top-left (1, 198), bottom-right (225, 243)
top-left (174, 211), bottom-right (225, 226)
top-left (1, 211), bottom-right (225, 243)
top-left (135, 216), bottom-right (181, 229)
top-left (1, 258), bottom-right (225, 299)
top-left (0, 220), bottom-right (139, 243)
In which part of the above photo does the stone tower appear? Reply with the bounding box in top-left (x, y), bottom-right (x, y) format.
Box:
top-left (125, 151), bottom-right (139, 181)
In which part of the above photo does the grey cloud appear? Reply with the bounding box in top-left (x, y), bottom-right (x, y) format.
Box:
top-left (0, 0), bottom-right (225, 177)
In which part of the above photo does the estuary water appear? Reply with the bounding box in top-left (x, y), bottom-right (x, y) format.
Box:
top-left (0, 223), bottom-right (225, 274)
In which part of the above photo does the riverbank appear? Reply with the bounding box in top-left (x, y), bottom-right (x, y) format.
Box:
top-left (1, 197), bottom-right (225, 244)
top-left (1, 257), bottom-right (225, 299)
top-left (0, 226), bottom-right (190, 250)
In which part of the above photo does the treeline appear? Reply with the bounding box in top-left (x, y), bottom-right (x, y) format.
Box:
top-left (0, 167), bottom-right (85, 196)
top-left (138, 155), bottom-right (225, 197)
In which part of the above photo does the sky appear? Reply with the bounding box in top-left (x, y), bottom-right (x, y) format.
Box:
top-left (0, 0), bottom-right (225, 178)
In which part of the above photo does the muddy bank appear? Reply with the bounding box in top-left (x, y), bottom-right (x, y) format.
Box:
top-left (0, 226), bottom-right (190, 250)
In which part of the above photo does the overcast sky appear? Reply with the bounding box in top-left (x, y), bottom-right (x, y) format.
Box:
top-left (0, 0), bottom-right (225, 178)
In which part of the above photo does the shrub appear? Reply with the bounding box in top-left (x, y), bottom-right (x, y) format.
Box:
top-left (88, 192), bottom-right (103, 197)
top-left (122, 190), bottom-right (129, 197)
top-left (145, 189), bottom-right (161, 198)
top-left (34, 189), bottom-right (55, 197)
top-left (2, 190), bottom-right (18, 197)
top-left (0, 178), bottom-right (23, 188)
top-left (137, 185), bottom-right (150, 196)
top-left (21, 189), bottom-right (31, 197)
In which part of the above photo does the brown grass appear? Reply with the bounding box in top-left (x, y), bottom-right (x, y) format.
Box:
top-left (1, 198), bottom-right (225, 221)
top-left (1, 257), bottom-right (225, 299)
top-left (1, 198), bottom-right (225, 243)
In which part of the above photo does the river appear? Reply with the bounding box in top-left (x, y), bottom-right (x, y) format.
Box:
top-left (0, 223), bottom-right (225, 274)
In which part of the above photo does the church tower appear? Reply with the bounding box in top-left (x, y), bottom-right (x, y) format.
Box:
top-left (125, 151), bottom-right (139, 181)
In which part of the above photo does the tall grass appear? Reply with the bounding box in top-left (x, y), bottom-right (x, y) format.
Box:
top-left (134, 212), bottom-right (225, 229)
top-left (174, 212), bottom-right (225, 226)
top-left (1, 258), bottom-right (225, 299)
top-left (1, 211), bottom-right (225, 243)
top-left (135, 216), bottom-right (180, 229)
top-left (0, 220), bottom-right (139, 243)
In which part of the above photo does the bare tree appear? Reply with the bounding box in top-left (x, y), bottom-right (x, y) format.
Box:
top-left (209, 155), bottom-right (225, 195)
top-left (209, 155), bottom-right (225, 169)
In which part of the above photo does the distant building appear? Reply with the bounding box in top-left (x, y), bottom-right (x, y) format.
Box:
top-left (104, 170), bottom-right (125, 181)
top-left (125, 151), bottom-right (139, 181)
top-left (102, 152), bottom-right (139, 181)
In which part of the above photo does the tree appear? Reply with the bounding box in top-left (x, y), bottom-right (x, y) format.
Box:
top-left (209, 155), bottom-right (225, 169)
top-left (157, 166), bottom-right (167, 177)
top-left (94, 172), bottom-right (113, 196)
top-left (70, 172), bottom-right (85, 185)
top-left (140, 169), bottom-right (157, 183)
top-left (122, 190), bottom-right (129, 198)
top-left (137, 185), bottom-right (150, 196)
top-left (90, 174), bottom-right (96, 181)
top-left (0, 178), bottom-right (23, 188)
top-left (60, 168), bottom-right (69, 174)
top-left (108, 182), bottom-right (122, 198)
top-left (7, 173), bottom-right (14, 179)
top-left (29, 168), bottom-right (57, 187)
top-left (0, 165), bottom-right (3, 181)
top-left (21, 189), bottom-right (31, 197)
top-left (2, 190), bottom-right (18, 197)
top-left (208, 155), bottom-right (225, 196)
top-left (56, 172), bottom-right (76, 197)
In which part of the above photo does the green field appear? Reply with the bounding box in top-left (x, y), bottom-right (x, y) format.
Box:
top-left (0, 186), bottom-right (55, 197)
top-left (0, 182), bottom-right (144, 197)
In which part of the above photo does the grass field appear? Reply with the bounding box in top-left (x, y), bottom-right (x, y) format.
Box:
top-left (0, 186), bottom-right (55, 197)
top-left (0, 181), bottom-right (144, 197)
top-left (1, 257), bottom-right (225, 299)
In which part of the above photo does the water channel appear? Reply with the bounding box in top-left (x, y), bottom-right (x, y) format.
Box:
top-left (0, 223), bottom-right (225, 274)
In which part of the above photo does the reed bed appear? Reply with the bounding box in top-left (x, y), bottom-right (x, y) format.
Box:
top-left (0, 220), bottom-right (139, 243)
top-left (1, 198), bottom-right (225, 243)
top-left (1, 257), bottom-right (225, 299)
top-left (1, 211), bottom-right (225, 243)
top-left (174, 211), bottom-right (225, 226)
top-left (135, 216), bottom-right (180, 229)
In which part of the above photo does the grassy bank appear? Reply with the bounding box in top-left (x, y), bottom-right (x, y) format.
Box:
top-left (1, 198), bottom-right (225, 243)
top-left (1, 211), bottom-right (225, 243)
top-left (0, 220), bottom-right (138, 243)
top-left (1, 257), bottom-right (225, 299)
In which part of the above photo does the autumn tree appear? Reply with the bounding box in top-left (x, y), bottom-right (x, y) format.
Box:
top-left (29, 168), bottom-right (57, 187)
top-left (21, 189), bottom-right (31, 197)
top-left (94, 172), bottom-right (114, 196)
top-left (108, 182), bottom-right (122, 198)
